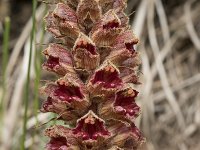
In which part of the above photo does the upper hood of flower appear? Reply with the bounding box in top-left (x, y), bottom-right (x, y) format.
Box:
top-left (108, 120), bottom-right (145, 149)
top-left (72, 33), bottom-right (100, 73)
top-left (90, 9), bottom-right (123, 47)
top-left (113, 30), bottom-right (139, 51)
top-left (45, 125), bottom-right (80, 150)
top-left (42, 43), bottom-right (75, 76)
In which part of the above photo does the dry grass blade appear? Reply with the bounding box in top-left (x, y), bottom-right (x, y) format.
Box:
top-left (0, 4), bottom-right (46, 150)
top-left (155, 0), bottom-right (170, 42)
top-left (184, 0), bottom-right (200, 52)
top-left (5, 5), bottom-right (45, 80)
top-left (153, 73), bottom-right (200, 103)
top-left (132, 0), bottom-right (147, 39)
top-left (147, 0), bottom-right (185, 129)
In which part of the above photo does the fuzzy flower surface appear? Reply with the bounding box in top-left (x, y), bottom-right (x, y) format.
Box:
top-left (41, 0), bottom-right (145, 149)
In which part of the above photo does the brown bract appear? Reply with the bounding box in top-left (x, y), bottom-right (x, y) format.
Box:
top-left (54, 3), bottom-right (80, 39)
top-left (99, 0), bottom-right (127, 14)
top-left (77, 0), bottom-right (101, 27)
top-left (44, 11), bottom-right (62, 38)
top-left (108, 120), bottom-right (145, 149)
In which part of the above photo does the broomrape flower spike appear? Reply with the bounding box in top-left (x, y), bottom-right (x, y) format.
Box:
top-left (42, 0), bottom-right (145, 149)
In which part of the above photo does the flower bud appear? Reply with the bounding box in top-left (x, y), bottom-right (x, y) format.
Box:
top-left (53, 3), bottom-right (80, 39)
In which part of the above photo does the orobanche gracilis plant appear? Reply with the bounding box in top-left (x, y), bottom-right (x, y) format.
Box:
top-left (41, 0), bottom-right (145, 149)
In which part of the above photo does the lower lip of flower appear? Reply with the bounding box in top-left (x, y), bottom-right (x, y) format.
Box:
top-left (42, 97), bottom-right (53, 111)
top-left (114, 90), bottom-right (139, 116)
top-left (54, 85), bottom-right (84, 102)
top-left (103, 21), bottom-right (120, 29)
top-left (47, 137), bottom-right (69, 149)
top-left (116, 104), bottom-right (140, 116)
top-left (125, 42), bottom-right (135, 52)
top-left (45, 55), bottom-right (60, 69)
top-left (73, 117), bottom-right (109, 140)
top-left (92, 67), bottom-right (122, 88)
top-left (75, 42), bottom-right (97, 55)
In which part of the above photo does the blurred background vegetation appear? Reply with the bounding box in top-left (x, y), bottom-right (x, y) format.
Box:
top-left (0, 0), bottom-right (200, 149)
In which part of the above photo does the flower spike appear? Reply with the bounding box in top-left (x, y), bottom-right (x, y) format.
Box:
top-left (42, 1), bottom-right (145, 149)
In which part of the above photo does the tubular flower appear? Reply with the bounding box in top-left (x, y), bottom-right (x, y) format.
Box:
top-left (41, 0), bottom-right (145, 149)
